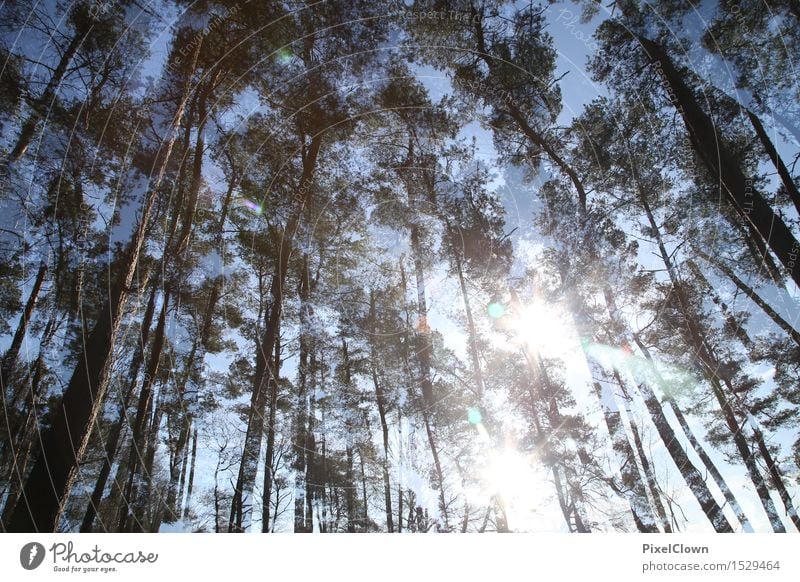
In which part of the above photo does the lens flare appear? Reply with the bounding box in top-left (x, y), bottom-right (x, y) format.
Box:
top-left (487, 303), bottom-right (505, 318)
top-left (513, 300), bottom-right (576, 357)
top-left (240, 199), bottom-right (263, 214)
top-left (467, 408), bottom-right (483, 425)
top-left (275, 47), bottom-right (293, 65)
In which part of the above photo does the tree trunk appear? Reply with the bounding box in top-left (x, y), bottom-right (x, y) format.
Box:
top-left (228, 134), bottom-right (322, 532)
top-left (261, 322), bottom-right (281, 532)
top-left (80, 282), bottom-right (158, 532)
top-left (696, 250), bottom-right (800, 347)
top-left (182, 427), bottom-right (198, 521)
top-left (10, 65), bottom-right (200, 532)
top-left (0, 262), bottom-right (47, 382)
top-left (6, 40), bottom-right (201, 532)
top-left (611, 370), bottom-right (673, 532)
top-left (635, 34), bottom-right (800, 287)
top-left (750, 423), bottom-right (800, 531)
top-left (8, 32), bottom-right (83, 162)
top-left (164, 149), bottom-right (233, 523)
top-left (118, 292), bottom-right (170, 532)
top-left (603, 284), bottom-right (736, 532)
top-left (359, 450), bottom-right (369, 530)
top-left (590, 371), bottom-right (660, 532)
top-left (368, 290), bottom-right (394, 532)
top-left (137, 381), bottom-right (166, 529)
top-left (345, 445), bottom-right (356, 532)
top-left (304, 353), bottom-right (316, 533)
top-left (448, 222), bottom-right (486, 398)
top-left (746, 108), bottom-right (800, 216)
top-left (407, 225), bottom-right (449, 530)
top-left (640, 193), bottom-right (786, 531)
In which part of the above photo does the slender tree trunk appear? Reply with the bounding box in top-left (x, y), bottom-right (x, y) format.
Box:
top-left (182, 427), bottom-right (198, 521)
top-left (397, 480), bottom-right (403, 533)
top-left (304, 354), bottom-right (316, 533)
top-left (612, 370), bottom-right (673, 532)
top-left (750, 423), bottom-right (800, 531)
top-left (345, 445), bottom-right (356, 532)
top-left (640, 194), bottom-right (786, 532)
top-left (80, 282), bottom-right (158, 532)
top-left (447, 223), bottom-right (487, 398)
top-left (659, 385), bottom-right (753, 532)
top-left (550, 464), bottom-right (577, 532)
top-left (368, 290), bottom-right (394, 532)
top-left (6, 39), bottom-right (201, 532)
top-left (229, 135), bottom-right (322, 532)
top-left (0, 262), bottom-right (47, 382)
top-left (164, 151), bottom-right (233, 523)
top-left (603, 284), bottom-right (736, 532)
top-left (118, 292), bottom-right (169, 532)
top-left (292, 256), bottom-right (314, 534)
top-left (137, 382), bottom-right (166, 529)
top-left (407, 225), bottom-right (449, 531)
top-left (696, 250), bottom-right (800, 347)
top-left (421, 410), bottom-right (449, 531)
top-left (373, 367), bottom-right (394, 532)
top-left (262, 323), bottom-right (281, 532)
top-left (359, 451), bottom-right (369, 530)
top-left (559, 292), bottom-right (659, 530)
top-left (636, 34), bottom-right (800, 287)
top-left (590, 371), bottom-right (659, 532)
top-left (746, 109), bottom-right (800, 216)
top-left (8, 32), bottom-right (83, 162)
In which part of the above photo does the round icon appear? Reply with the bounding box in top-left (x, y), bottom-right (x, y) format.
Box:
top-left (20, 542), bottom-right (46, 570)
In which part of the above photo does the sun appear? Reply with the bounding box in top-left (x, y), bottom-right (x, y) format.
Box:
top-left (483, 449), bottom-right (550, 527)
top-left (486, 450), bottom-right (535, 496)
top-left (512, 300), bottom-right (577, 358)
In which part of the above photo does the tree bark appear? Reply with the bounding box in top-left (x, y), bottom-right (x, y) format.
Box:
top-left (228, 134), bottom-right (322, 532)
top-left (80, 282), bottom-right (158, 532)
top-left (6, 39), bottom-right (201, 532)
top-left (8, 31), bottom-right (83, 162)
top-left (182, 427), bottom-right (198, 521)
top-left (261, 322), bottom-right (280, 532)
top-left (746, 109), bottom-right (800, 216)
top-left (611, 370), bottom-right (673, 532)
top-left (603, 283), bottom-right (736, 532)
top-left (369, 291), bottom-right (394, 533)
top-left (640, 191), bottom-right (786, 531)
top-left (696, 250), bottom-right (800, 347)
top-left (636, 34), bottom-right (800, 287)
top-left (118, 292), bottom-right (170, 532)
top-left (0, 262), bottom-right (47, 383)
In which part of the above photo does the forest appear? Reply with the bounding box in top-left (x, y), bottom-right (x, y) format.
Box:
top-left (0, 0), bottom-right (799, 533)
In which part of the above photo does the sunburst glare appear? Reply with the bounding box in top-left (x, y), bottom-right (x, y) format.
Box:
top-left (484, 449), bottom-right (549, 526)
top-left (511, 300), bottom-right (578, 359)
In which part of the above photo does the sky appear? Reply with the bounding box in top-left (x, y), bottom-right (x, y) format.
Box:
top-left (2, 0), bottom-right (799, 533)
